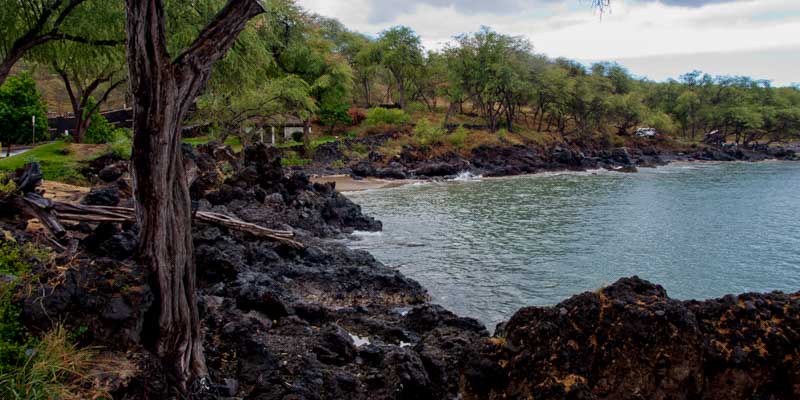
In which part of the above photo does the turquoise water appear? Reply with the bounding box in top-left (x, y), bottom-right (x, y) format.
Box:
top-left (346, 162), bottom-right (800, 328)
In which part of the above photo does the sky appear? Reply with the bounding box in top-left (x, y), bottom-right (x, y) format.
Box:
top-left (294, 0), bottom-right (800, 86)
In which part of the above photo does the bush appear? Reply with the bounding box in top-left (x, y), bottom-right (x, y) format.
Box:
top-left (0, 173), bottom-right (16, 194)
top-left (406, 101), bottom-right (427, 113)
top-left (281, 151), bottom-right (311, 167)
top-left (365, 107), bottom-right (410, 126)
top-left (413, 118), bottom-right (446, 146)
top-left (83, 98), bottom-right (123, 144)
top-left (347, 108), bottom-right (366, 126)
top-left (108, 129), bottom-right (132, 159)
top-left (0, 73), bottom-right (48, 146)
top-left (447, 126), bottom-right (469, 149)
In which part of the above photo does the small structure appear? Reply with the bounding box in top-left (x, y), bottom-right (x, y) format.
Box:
top-left (635, 127), bottom-right (657, 138)
top-left (265, 116), bottom-right (308, 140)
top-left (703, 130), bottom-right (724, 146)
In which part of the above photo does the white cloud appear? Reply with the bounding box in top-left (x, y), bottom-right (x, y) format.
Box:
top-left (296, 0), bottom-right (800, 85)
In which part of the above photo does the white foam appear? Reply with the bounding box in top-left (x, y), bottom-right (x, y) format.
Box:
top-left (451, 171), bottom-right (483, 181)
top-left (351, 230), bottom-right (383, 237)
top-left (349, 333), bottom-right (371, 347)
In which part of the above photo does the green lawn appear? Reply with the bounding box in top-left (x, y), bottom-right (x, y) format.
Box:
top-left (0, 142), bottom-right (107, 185)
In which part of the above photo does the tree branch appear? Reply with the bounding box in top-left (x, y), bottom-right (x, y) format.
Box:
top-left (173, 0), bottom-right (265, 113)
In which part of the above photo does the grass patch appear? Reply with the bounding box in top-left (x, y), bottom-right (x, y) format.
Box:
top-left (183, 136), bottom-right (243, 152)
top-left (0, 142), bottom-right (106, 185)
top-left (0, 239), bottom-right (109, 399)
top-left (0, 325), bottom-right (110, 400)
top-left (281, 151), bottom-right (311, 168)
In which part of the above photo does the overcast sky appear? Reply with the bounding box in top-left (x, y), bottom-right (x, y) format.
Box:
top-left (295, 0), bottom-right (800, 86)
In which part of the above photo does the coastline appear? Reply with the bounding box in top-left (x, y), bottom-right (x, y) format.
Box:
top-left (314, 156), bottom-right (799, 194)
top-left (2, 143), bottom-right (798, 399)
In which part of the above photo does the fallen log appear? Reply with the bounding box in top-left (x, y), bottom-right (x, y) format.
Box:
top-left (1, 162), bottom-right (304, 249)
top-left (50, 202), bottom-right (302, 247)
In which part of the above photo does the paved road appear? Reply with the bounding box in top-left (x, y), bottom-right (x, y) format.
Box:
top-left (0, 146), bottom-right (33, 158)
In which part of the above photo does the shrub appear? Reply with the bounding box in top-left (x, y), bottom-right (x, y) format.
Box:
top-left (281, 151), bottom-right (311, 167)
top-left (497, 128), bottom-right (509, 141)
top-left (108, 129), bottom-right (132, 159)
top-left (291, 130), bottom-right (304, 143)
top-left (83, 98), bottom-right (123, 144)
top-left (447, 126), bottom-right (469, 149)
top-left (413, 118), bottom-right (446, 146)
top-left (347, 108), bottom-right (366, 126)
top-left (0, 73), bottom-right (48, 146)
top-left (330, 159), bottom-right (346, 168)
top-left (0, 173), bottom-right (16, 194)
top-left (406, 101), bottom-right (427, 113)
top-left (365, 107), bottom-right (410, 126)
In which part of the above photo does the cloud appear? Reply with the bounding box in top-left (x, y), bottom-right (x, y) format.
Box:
top-left (295, 0), bottom-right (800, 85)
top-left (653, 0), bottom-right (740, 6)
top-left (364, 0), bottom-right (561, 23)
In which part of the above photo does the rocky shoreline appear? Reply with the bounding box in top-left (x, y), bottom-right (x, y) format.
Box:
top-left (3, 143), bottom-right (798, 399)
top-left (298, 132), bottom-right (798, 181)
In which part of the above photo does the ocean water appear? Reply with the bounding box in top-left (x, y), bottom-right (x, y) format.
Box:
top-left (346, 161), bottom-right (800, 329)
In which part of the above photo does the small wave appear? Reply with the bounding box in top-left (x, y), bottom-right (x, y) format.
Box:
top-left (352, 230), bottom-right (383, 237)
top-left (451, 171), bottom-right (483, 181)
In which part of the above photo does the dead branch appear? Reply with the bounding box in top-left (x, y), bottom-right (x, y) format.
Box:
top-left (1, 163), bottom-right (303, 249)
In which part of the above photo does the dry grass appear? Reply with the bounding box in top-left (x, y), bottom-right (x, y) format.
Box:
top-left (0, 325), bottom-right (116, 400)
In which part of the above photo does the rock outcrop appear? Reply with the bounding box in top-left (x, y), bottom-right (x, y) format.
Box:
top-left (462, 277), bottom-right (800, 400)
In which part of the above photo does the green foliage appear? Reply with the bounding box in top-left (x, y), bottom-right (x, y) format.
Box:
top-left (365, 108), bottom-right (410, 126)
top-left (108, 129), bottom-right (132, 159)
top-left (344, 142), bottom-right (369, 159)
top-left (281, 151), bottom-right (311, 167)
top-left (447, 126), bottom-right (469, 149)
top-left (0, 173), bottom-right (15, 194)
top-left (330, 159), bottom-right (346, 168)
top-left (413, 118), bottom-right (446, 146)
top-left (376, 26), bottom-right (424, 107)
top-left (83, 100), bottom-right (123, 144)
top-left (0, 239), bottom-right (40, 375)
top-left (0, 281), bottom-right (27, 376)
top-left (0, 73), bottom-right (48, 146)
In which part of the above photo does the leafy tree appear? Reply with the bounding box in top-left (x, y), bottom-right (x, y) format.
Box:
top-left (376, 26), bottom-right (424, 109)
top-left (0, 0), bottom-right (122, 85)
top-left (0, 73), bottom-right (48, 153)
top-left (46, 14), bottom-right (126, 144)
top-left (446, 27), bottom-right (533, 131)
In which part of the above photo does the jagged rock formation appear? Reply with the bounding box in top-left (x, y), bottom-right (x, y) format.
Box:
top-left (462, 277), bottom-right (800, 400)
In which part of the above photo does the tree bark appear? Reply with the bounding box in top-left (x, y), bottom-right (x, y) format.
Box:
top-left (124, 0), bottom-right (264, 391)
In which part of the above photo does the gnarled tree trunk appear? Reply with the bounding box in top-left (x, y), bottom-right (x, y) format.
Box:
top-left (124, 0), bottom-right (264, 390)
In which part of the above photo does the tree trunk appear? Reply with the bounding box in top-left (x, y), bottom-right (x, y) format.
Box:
top-left (302, 119), bottom-right (311, 156)
top-left (0, 55), bottom-right (21, 85)
top-left (124, 0), bottom-right (264, 391)
top-left (74, 113), bottom-right (91, 143)
top-left (362, 77), bottom-right (371, 107)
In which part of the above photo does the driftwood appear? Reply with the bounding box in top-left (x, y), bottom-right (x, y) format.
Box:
top-left (1, 162), bottom-right (303, 249)
top-left (52, 203), bottom-right (303, 248)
